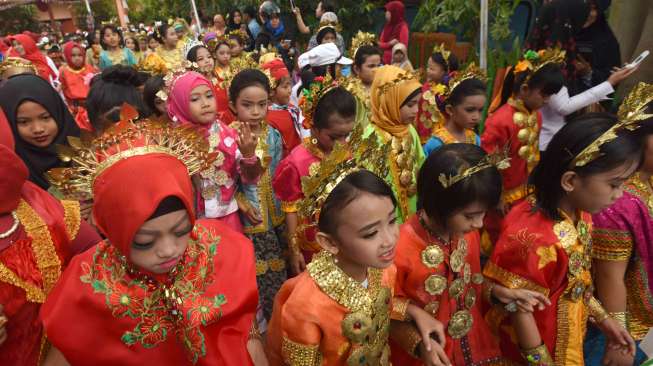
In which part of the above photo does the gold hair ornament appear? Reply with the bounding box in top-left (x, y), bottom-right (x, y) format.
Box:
top-left (46, 104), bottom-right (216, 200)
top-left (514, 48), bottom-right (566, 83)
top-left (377, 69), bottom-right (420, 97)
top-left (438, 147), bottom-right (511, 188)
top-left (443, 62), bottom-right (487, 100)
top-left (155, 61), bottom-right (198, 102)
top-left (571, 82), bottom-right (653, 167)
top-left (221, 53), bottom-right (258, 90)
top-left (432, 43), bottom-right (451, 69)
top-left (299, 74), bottom-right (338, 129)
top-left (350, 31), bottom-right (377, 59)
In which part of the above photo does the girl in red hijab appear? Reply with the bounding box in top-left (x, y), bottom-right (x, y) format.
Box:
top-left (8, 34), bottom-right (57, 83)
top-left (59, 41), bottom-right (98, 131)
top-left (379, 1), bottom-right (410, 65)
top-left (0, 109), bottom-right (100, 366)
top-left (40, 110), bottom-right (262, 365)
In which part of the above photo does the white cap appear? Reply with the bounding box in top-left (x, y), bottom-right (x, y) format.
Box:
top-left (297, 43), bottom-right (352, 69)
top-left (320, 12), bottom-right (338, 24)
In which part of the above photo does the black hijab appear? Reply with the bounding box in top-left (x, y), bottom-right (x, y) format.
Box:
top-left (0, 74), bottom-right (80, 189)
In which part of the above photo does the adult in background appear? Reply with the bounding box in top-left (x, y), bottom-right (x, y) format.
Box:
top-left (306, 12), bottom-right (345, 54)
top-left (243, 6), bottom-right (262, 39)
top-left (7, 34), bottom-right (58, 84)
top-left (379, 1), bottom-right (410, 65)
top-left (293, 0), bottom-right (336, 36)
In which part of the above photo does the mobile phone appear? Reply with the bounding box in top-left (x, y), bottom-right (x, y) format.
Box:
top-left (625, 50), bottom-right (649, 69)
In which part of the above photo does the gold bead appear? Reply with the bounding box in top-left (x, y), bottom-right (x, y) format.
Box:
top-left (518, 146), bottom-right (530, 159)
top-left (517, 128), bottom-right (530, 143)
top-left (513, 112), bottom-right (527, 126)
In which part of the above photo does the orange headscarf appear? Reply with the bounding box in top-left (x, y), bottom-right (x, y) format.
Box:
top-left (370, 65), bottom-right (421, 137)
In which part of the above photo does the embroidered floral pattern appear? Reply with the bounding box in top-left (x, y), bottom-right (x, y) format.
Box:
top-left (80, 225), bottom-right (226, 364)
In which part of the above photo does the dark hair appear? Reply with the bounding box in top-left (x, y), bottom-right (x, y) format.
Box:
top-left (87, 65), bottom-right (146, 131)
top-left (124, 35), bottom-right (140, 52)
top-left (229, 68), bottom-right (270, 102)
top-left (316, 26), bottom-right (337, 45)
top-left (320, 0), bottom-right (336, 13)
top-left (244, 6), bottom-right (257, 19)
top-left (143, 75), bottom-right (165, 116)
top-left (530, 113), bottom-right (642, 220)
top-left (154, 23), bottom-right (172, 44)
top-left (447, 78), bottom-right (487, 106)
top-left (401, 88), bottom-right (421, 108)
top-left (313, 87), bottom-right (356, 129)
top-left (100, 24), bottom-right (123, 50)
top-left (228, 9), bottom-right (243, 28)
top-left (430, 51), bottom-right (459, 73)
top-left (228, 33), bottom-right (244, 47)
top-left (500, 63), bottom-right (564, 106)
top-left (298, 64), bottom-right (337, 97)
top-left (187, 44), bottom-right (210, 62)
top-left (419, 143), bottom-right (502, 224)
top-left (318, 170), bottom-right (397, 236)
top-left (354, 45), bottom-right (382, 67)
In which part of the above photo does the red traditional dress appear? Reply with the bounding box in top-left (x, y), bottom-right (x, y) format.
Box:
top-left (59, 42), bottom-right (97, 131)
top-left (266, 251), bottom-right (407, 365)
top-left (392, 215), bottom-right (503, 365)
top-left (267, 105), bottom-right (302, 157)
top-left (484, 199), bottom-right (605, 365)
top-left (415, 82), bottom-right (446, 144)
top-left (213, 66), bottom-right (234, 125)
top-left (272, 139), bottom-right (324, 262)
top-left (481, 99), bottom-right (541, 250)
top-left (0, 138), bottom-right (99, 366)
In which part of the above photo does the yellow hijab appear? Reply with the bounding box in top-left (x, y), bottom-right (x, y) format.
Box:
top-left (370, 65), bottom-right (421, 137)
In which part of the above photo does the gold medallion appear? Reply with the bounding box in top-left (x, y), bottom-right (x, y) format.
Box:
top-left (568, 251), bottom-right (584, 277)
top-left (347, 347), bottom-right (368, 366)
top-left (208, 132), bottom-right (220, 149)
top-left (401, 137), bottom-right (412, 152)
top-left (568, 280), bottom-right (586, 302)
top-left (399, 170), bottom-right (413, 187)
top-left (518, 145), bottom-right (530, 159)
top-left (424, 301), bottom-right (440, 315)
top-left (464, 288), bottom-right (477, 310)
top-left (517, 128), bottom-right (530, 143)
top-left (424, 275), bottom-right (447, 296)
top-left (396, 152), bottom-right (408, 168)
top-left (472, 273), bottom-right (484, 285)
top-left (342, 311), bottom-right (373, 344)
top-left (214, 170), bottom-right (229, 186)
top-left (448, 310), bottom-right (473, 339)
top-left (309, 162), bottom-right (321, 176)
top-left (513, 112), bottom-right (526, 126)
top-left (201, 184), bottom-right (217, 200)
top-left (577, 220), bottom-right (590, 245)
top-left (527, 114), bottom-right (538, 127)
top-left (450, 249), bottom-right (465, 273)
top-left (449, 278), bottom-right (465, 299)
top-left (463, 263), bottom-right (471, 284)
top-left (421, 245), bottom-right (444, 268)
top-left (391, 137), bottom-right (402, 152)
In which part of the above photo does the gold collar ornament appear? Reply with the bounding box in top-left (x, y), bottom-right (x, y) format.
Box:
top-left (571, 82), bottom-right (653, 167)
top-left (438, 147), bottom-right (511, 188)
top-left (442, 62), bottom-right (487, 101)
top-left (514, 48), bottom-right (566, 83)
top-left (350, 31), bottom-right (377, 59)
top-left (46, 104), bottom-right (216, 200)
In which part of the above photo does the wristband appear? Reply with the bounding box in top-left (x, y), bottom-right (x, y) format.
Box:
top-left (521, 343), bottom-right (553, 365)
top-left (241, 155), bottom-right (259, 165)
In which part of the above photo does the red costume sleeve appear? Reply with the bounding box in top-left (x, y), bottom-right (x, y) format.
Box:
top-left (272, 153), bottom-right (304, 209)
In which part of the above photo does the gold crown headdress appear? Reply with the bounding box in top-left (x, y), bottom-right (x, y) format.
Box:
top-left (377, 69), bottom-right (420, 97)
top-left (46, 104), bottom-right (215, 200)
top-left (155, 62), bottom-right (197, 102)
top-left (438, 147), bottom-right (511, 188)
top-left (227, 29), bottom-right (249, 44)
top-left (443, 62), bottom-right (487, 100)
top-left (514, 48), bottom-right (566, 83)
top-left (221, 53), bottom-right (259, 90)
top-left (182, 39), bottom-right (206, 60)
top-left (0, 57), bottom-right (38, 77)
top-left (350, 31), bottom-right (377, 59)
top-left (571, 82), bottom-right (653, 167)
top-left (299, 74), bottom-right (338, 129)
top-left (432, 43), bottom-right (451, 69)
top-left (297, 125), bottom-right (391, 222)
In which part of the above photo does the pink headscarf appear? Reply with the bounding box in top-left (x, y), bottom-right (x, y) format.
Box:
top-left (166, 71), bottom-right (215, 135)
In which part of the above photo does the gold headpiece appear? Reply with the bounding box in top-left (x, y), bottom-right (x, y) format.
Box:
top-left (299, 74), bottom-right (338, 129)
top-left (136, 52), bottom-right (169, 76)
top-left (46, 104), bottom-right (215, 200)
top-left (227, 29), bottom-right (249, 44)
top-left (514, 48), bottom-right (566, 83)
top-left (438, 147), bottom-right (511, 188)
top-left (156, 62), bottom-right (197, 102)
top-left (0, 57), bottom-right (38, 78)
top-left (222, 53), bottom-right (258, 90)
top-left (443, 62), bottom-right (487, 100)
top-left (350, 31), bottom-right (377, 59)
top-left (298, 125), bottom-right (391, 222)
top-left (317, 19), bottom-right (342, 33)
top-left (571, 82), bottom-right (653, 167)
top-left (257, 46), bottom-right (279, 65)
top-left (432, 43), bottom-right (451, 69)
top-left (377, 69), bottom-right (420, 96)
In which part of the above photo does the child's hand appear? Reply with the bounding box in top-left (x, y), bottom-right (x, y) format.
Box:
top-left (418, 338), bottom-right (451, 366)
top-left (409, 305), bottom-right (446, 349)
top-left (236, 122), bottom-right (258, 158)
top-left (289, 252), bottom-right (306, 275)
top-left (492, 284), bottom-right (551, 312)
top-left (598, 318), bottom-right (636, 357)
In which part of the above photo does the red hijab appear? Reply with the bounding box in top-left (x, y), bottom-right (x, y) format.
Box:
top-left (381, 1), bottom-right (406, 43)
top-left (62, 41), bottom-right (84, 69)
top-left (8, 34), bottom-right (55, 81)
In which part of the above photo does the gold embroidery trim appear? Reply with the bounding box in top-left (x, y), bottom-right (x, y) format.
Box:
top-left (0, 263), bottom-right (46, 302)
top-left (483, 261), bottom-right (550, 296)
top-left (591, 228), bottom-right (632, 261)
top-left (16, 200), bottom-right (62, 294)
top-left (281, 337), bottom-right (322, 366)
top-left (61, 200), bottom-right (81, 240)
top-left (390, 297), bottom-right (410, 321)
top-left (281, 200), bottom-right (299, 213)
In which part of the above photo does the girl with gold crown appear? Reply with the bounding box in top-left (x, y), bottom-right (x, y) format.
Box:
top-left (481, 49), bottom-right (565, 247)
top-left (483, 91), bottom-right (651, 363)
top-left (422, 63), bottom-right (487, 157)
top-left (364, 65), bottom-right (425, 224)
top-left (41, 106), bottom-right (264, 365)
top-left (342, 31), bottom-right (381, 130)
top-left (272, 77), bottom-right (357, 274)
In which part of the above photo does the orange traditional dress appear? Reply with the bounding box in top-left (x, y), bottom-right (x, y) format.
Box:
top-left (272, 139), bottom-right (324, 262)
top-left (266, 251), bottom-right (407, 365)
top-left (392, 214), bottom-right (503, 365)
top-left (481, 99), bottom-right (541, 249)
top-left (484, 198), bottom-right (606, 365)
top-left (59, 64), bottom-right (96, 131)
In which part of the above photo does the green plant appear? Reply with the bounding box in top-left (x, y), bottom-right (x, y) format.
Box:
top-left (0, 5), bottom-right (39, 35)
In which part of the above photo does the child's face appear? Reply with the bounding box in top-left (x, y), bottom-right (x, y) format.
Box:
top-left (427, 58), bottom-right (446, 83)
top-left (165, 27), bottom-right (178, 47)
top-left (446, 94), bottom-right (486, 131)
top-left (272, 77), bottom-right (292, 106)
top-left (125, 38), bottom-right (136, 51)
top-left (392, 50), bottom-right (404, 64)
top-left (103, 28), bottom-right (120, 48)
top-left (317, 191), bottom-right (399, 273)
top-left (355, 54), bottom-right (381, 86)
top-left (154, 95), bottom-right (167, 116)
top-left (444, 201), bottom-right (488, 236)
top-left (70, 47), bottom-right (85, 68)
top-left (233, 12), bottom-right (242, 24)
top-left (521, 85), bottom-right (551, 111)
top-left (15, 100), bottom-right (58, 148)
top-left (130, 209), bottom-right (191, 275)
top-left (321, 32), bottom-right (336, 45)
top-left (231, 85), bottom-right (268, 126)
top-left (216, 44), bottom-right (231, 67)
top-left (138, 38), bottom-right (148, 52)
top-left (230, 41), bottom-right (243, 57)
top-left (148, 38), bottom-right (159, 50)
top-left (188, 84), bottom-right (217, 125)
top-left (565, 159), bottom-right (639, 214)
top-left (195, 47), bottom-right (215, 75)
top-left (399, 91), bottom-right (421, 125)
top-left (312, 113), bottom-right (355, 153)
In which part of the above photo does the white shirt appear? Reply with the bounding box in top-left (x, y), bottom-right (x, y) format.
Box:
top-left (539, 82), bottom-right (614, 151)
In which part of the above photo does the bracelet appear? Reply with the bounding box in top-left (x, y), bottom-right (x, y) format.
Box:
top-left (289, 234), bottom-right (301, 255)
top-left (609, 311), bottom-right (629, 329)
top-left (587, 297), bottom-right (609, 324)
top-left (521, 343), bottom-right (553, 365)
top-left (249, 321), bottom-right (263, 341)
top-left (241, 155), bottom-right (259, 165)
top-left (483, 280), bottom-right (496, 305)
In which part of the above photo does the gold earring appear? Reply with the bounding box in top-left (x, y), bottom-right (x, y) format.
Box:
top-left (311, 137), bottom-right (318, 145)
